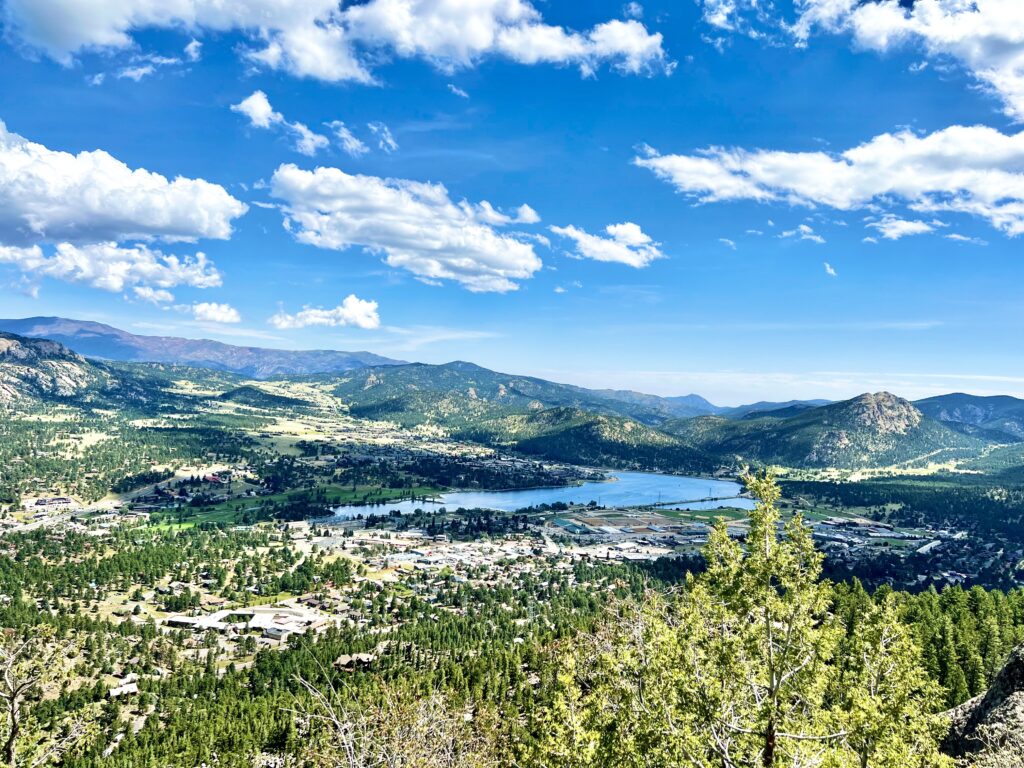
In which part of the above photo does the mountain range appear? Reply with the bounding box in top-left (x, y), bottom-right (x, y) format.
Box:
top-left (0, 317), bottom-right (404, 378)
top-left (4, 317), bottom-right (1024, 472)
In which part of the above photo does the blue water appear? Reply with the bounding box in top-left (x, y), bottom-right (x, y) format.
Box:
top-left (330, 471), bottom-right (754, 518)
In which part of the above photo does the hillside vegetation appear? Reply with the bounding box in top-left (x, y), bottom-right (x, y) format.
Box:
top-left (665, 392), bottom-right (987, 469)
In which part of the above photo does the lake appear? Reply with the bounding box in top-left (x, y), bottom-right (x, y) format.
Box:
top-left (329, 471), bottom-right (755, 519)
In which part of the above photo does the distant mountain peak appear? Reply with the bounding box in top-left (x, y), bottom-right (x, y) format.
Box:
top-left (0, 316), bottom-right (406, 378)
top-left (844, 391), bottom-right (922, 435)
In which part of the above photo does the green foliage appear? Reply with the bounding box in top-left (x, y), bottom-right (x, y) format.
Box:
top-left (529, 472), bottom-right (952, 768)
top-left (665, 393), bottom-right (985, 469)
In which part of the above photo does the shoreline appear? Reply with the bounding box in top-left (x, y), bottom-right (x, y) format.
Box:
top-left (326, 468), bottom-right (747, 512)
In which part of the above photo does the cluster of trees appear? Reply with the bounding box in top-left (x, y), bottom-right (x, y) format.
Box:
top-left (783, 477), bottom-right (1024, 544)
top-left (529, 473), bottom-right (950, 767)
top-left (0, 411), bottom-right (258, 505)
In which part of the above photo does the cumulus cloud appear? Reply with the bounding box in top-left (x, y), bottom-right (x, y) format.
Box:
top-left (703, 0), bottom-right (741, 31)
top-left (0, 120), bottom-right (246, 245)
top-left (696, 1), bottom-right (1024, 121)
top-left (473, 202), bottom-right (540, 225)
top-left (184, 39), bottom-right (202, 61)
top-left (636, 125), bottom-right (1024, 236)
top-left (192, 302), bottom-right (241, 323)
top-left (792, 0), bottom-right (1024, 122)
top-left (231, 90), bottom-right (329, 156)
top-left (867, 215), bottom-right (937, 240)
top-left (269, 295), bottom-right (381, 330)
top-left (0, 242), bottom-right (221, 297)
top-left (447, 83), bottom-right (470, 98)
top-left (270, 163), bottom-right (543, 292)
top-left (133, 286), bottom-right (175, 303)
top-left (3, 0), bottom-right (673, 83)
top-left (0, 121), bottom-right (241, 302)
top-left (824, 261), bottom-right (837, 277)
top-left (551, 221), bottom-right (663, 267)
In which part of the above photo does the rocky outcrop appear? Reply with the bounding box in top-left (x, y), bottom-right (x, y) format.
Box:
top-left (943, 643), bottom-right (1024, 760)
top-left (847, 391), bottom-right (922, 434)
top-left (0, 332), bottom-right (112, 404)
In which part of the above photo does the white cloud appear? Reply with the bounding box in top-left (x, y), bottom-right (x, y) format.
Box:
top-left (0, 120), bottom-right (238, 305)
top-left (134, 286), bottom-right (175, 303)
top-left (624, 3), bottom-right (644, 20)
top-left (0, 241), bottom-right (221, 297)
top-left (447, 83), bottom-right (469, 98)
top-left (636, 125), bottom-right (1024, 236)
top-left (367, 122), bottom-right (398, 153)
top-left (719, 237), bottom-right (736, 249)
top-left (269, 295), bottom-right (381, 330)
top-left (327, 121), bottom-right (369, 157)
top-left (116, 64), bottom-right (154, 81)
top-left (700, 0), bottom-right (775, 38)
top-left (946, 232), bottom-right (988, 245)
top-left (231, 90), bottom-right (278, 129)
top-left (793, 0), bottom-right (1024, 122)
top-left (184, 38), bottom-right (202, 61)
top-left (0, 120), bottom-right (246, 245)
top-left (514, 204), bottom-right (541, 224)
top-left (824, 261), bottom-right (837, 277)
top-left (867, 215), bottom-right (936, 240)
top-left (231, 90), bottom-right (329, 156)
top-left (270, 163), bottom-right (543, 292)
top-left (3, 0), bottom-right (673, 83)
top-left (473, 201), bottom-right (541, 225)
top-left (551, 221), bottom-right (663, 267)
top-left (781, 223), bottom-right (825, 244)
top-left (703, 0), bottom-right (741, 31)
top-left (192, 302), bottom-right (241, 324)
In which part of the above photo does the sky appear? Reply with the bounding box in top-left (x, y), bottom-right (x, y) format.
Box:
top-left (1, 0), bottom-right (1024, 405)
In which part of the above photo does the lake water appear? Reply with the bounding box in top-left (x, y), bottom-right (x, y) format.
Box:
top-left (329, 471), bottom-right (755, 519)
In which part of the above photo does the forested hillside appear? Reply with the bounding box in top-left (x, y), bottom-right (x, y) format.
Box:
top-left (665, 392), bottom-right (986, 469)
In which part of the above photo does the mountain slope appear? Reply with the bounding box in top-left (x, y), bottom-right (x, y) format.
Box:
top-left (665, 392), bottom-right (987, 469)
top-left (0, 316), bottom-right (404, 378)
top-left (915, 393), bottom-right (1024, 442)
top-left (579, 389), bottom-right (720, 419)
top-left (462, 407), bottom-right (715, 473)
top-left (0, 333), bottom-right (257, 412)
top-left (0, 332), bottom-right (117, 404)
top-left (331, 362), bottom-right (719, 471)
top-left (720, 399), bottom-right (833, 419)
top-left (332, 361), bottom-right (685, 426)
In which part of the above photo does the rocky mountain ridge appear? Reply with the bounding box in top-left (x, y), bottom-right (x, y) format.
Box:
top-left (0, 316), bottom-right (404, 378)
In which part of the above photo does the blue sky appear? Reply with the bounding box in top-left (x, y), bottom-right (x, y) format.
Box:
top-left (1, 0), bottom-right (1023, 405)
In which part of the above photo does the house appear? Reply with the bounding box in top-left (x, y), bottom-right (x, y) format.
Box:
top-left (109, 682), bottom-right (139, 698)
top-left (334, 652), bottom-right (376, 670)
